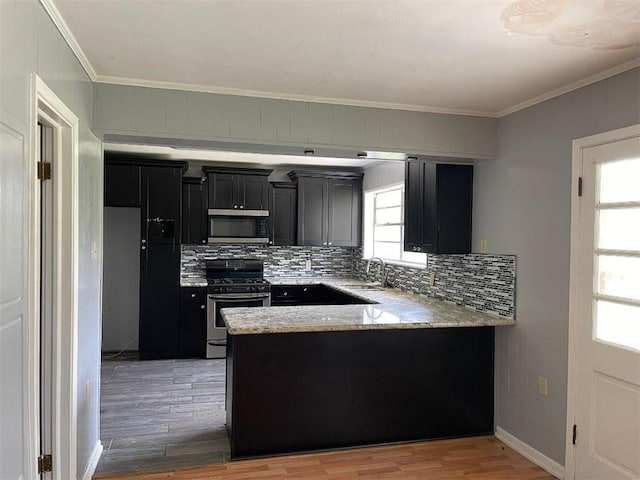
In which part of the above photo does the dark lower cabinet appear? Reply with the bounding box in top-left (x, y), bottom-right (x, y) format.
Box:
top-left (179, 288), bottom-right (207, 358)
top-left (404, 161), bottom-right (473, 254)
top-left (270, 284), bottom-right (374, 306)
top-left (226, 327), bottom-right (494, 459)
top-left (139, 243), bottom-right (181, 359)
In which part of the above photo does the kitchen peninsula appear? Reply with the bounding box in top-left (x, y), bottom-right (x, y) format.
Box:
top-left (222, 278), bottom-right (514, 459)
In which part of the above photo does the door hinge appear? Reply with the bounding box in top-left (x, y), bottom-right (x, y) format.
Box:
top-left (37, 161), bottom-right (52, 181)
top-left (572, 424), bottom-right (577, 445)
top-left (577, 177), bottom-right (582, 197)
top-left (37, 454), bottom-right (52, 474)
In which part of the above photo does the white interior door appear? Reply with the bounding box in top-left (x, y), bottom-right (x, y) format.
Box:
top-left (0, 121), bottom-right (30, 479)
top-left (574, 133), bottom-right (640, 479)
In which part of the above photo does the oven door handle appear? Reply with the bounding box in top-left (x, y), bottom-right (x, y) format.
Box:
top-left (208, 294), bottom-right (271, 301)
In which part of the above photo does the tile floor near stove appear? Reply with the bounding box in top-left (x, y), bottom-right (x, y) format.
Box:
top-left (97, 354), bottom-right (230, 476)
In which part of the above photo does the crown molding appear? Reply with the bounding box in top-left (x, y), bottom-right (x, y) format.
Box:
top-left (497, 58), bottom-right (640, 117)
top-left (39, 0), bottom-right (97, 81)
top-left (93, 74), bottom-right (499, 118)
top-left (40, 0), bottom-right (638, 120)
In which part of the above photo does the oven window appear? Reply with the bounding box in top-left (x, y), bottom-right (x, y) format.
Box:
top-left (215, 299), bottom-right (266, 327)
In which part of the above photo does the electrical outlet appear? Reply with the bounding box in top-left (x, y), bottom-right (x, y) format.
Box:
top-left (480, 240), bottom-right (488, 253)
top-left (85, 381), bottom-right (90, 400)
top-left (538, 376), bottom-right (548, 397)
top-left (429, 272), bottom-right (435, 287)
top-left (305, 259), bottom-right (312, 270)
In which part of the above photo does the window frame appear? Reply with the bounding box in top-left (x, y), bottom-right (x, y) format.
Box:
top-left (364, 184), bottom-right (427, 268)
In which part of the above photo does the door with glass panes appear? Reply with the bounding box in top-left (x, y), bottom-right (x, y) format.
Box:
top-left (573, 131), bottom-right (640, 479)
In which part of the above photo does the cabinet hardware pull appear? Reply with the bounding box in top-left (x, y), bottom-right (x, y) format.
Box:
top-left (191, 293), bottom-right (196, 297)
top-left (233, 205), bottom-right (238, 209)
top-left (240, 205), bottom-right (244, 209)
top-left (141, 246), bottom-right (146, 250)
top-left (200, 305), bottom-right (205, 309)
top-left (141, 239), bottom-right (146, 244)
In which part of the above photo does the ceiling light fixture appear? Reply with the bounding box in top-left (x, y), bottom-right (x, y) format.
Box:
top-left (356, 152), bottom-right (368, 158)
top-left (303, 149), bottom-right (315, 155)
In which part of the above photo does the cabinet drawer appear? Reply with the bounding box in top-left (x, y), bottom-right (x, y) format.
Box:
top-left (180, 287), bottom-right (207, 304)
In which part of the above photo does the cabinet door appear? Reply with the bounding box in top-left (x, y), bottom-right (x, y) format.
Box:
top-left (139, 165), bottom-right (182, 360)
top-left (404, 161), bottom-right (424, 253)
top-left (179, 301), bottom-right (206, 358)
top-left (328, 179), bottom-right (361, 247)
top-left (240, 175), bottom-right (268, 210)
top-left (208, 172), bottom-right (237, 209)
top-left (437, 164), bottom-right (473, 254)
top-left (182, 179), bottom-right (208, 245)
top-left (139, 243), bottom-right (180, 359)
top-left (142, 166), bottom-right (182, 245)
top-left (104, 163), bottom-right (140, 207)
top-left (421, 162), bottom-right (439, 254)
top-left (270, 184), bottom-right (297, 246)
top-left (297, 178), bottom-right (328, 246)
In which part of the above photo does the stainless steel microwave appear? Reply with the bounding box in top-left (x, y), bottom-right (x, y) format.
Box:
top-left (207, 209), bottom-right (269, 244)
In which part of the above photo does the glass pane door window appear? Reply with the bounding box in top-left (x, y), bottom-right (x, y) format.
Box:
top-left (594, 157), bottom-right (640, 351)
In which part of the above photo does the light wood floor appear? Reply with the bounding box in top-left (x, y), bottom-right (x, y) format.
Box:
top-left (94, 435), bottom-right (555, 480)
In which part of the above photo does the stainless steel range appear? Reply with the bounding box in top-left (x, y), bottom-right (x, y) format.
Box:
top-left (205, 259), bottom-right (271, 359)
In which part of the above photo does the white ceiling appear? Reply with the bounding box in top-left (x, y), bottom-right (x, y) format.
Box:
top-left (52, 0), bottom-right (639, 117)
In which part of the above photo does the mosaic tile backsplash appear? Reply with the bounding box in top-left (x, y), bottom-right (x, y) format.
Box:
top-left (181, 245), bottom-right (354, 279)
top-left (353, 249), bottom-right (516, 318)
top-left (181, 245), bottom-right (516, 319)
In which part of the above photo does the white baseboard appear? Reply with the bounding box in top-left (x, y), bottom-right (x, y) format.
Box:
top-left (495, 427), bottom-right (565, 479)
top-left (80, 441), bottom-right (103, 480)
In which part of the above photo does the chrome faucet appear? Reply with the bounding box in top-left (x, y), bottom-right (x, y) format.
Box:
top-left (365, 257), bottom-right (387, 287)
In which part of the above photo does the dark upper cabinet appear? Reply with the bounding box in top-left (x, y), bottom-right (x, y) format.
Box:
top-left (328, 179), bottom-right (361, 247)
top-left (203, 167), bottom-right (272, 211)
top-left (288, 171), bottom-right (363, 247)
top-left (104, 163), bottom-right (140, 207)
top-left (269, 182), bottom-right (297, 246)
top-left (404, 161), bottom-right (473, 255)
top-left (142, 166), bottom-right (183, 245)
top-left (182, 177), bottom-right (208, 245)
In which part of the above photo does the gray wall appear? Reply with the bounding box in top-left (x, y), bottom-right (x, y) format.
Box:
top-left (0, 0), bottom-right (102, 476)
top-left (363, 161), bottom-right (405, 191)
top-left (93, 83), bottom-right (499, 160)
top-left (473, 67), bottom-right (640, 465)
top-left (102, 208), bottom-right (140, 351)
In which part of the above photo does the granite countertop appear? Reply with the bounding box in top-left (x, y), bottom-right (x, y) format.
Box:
top-left (221, 276), bottom-right (515, 335)
top-left (180, 277), bottom-right (208, 287)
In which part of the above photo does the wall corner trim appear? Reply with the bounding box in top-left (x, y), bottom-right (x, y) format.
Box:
top-left (495, 427), bottom-right (565, 479)
top-left (39, 0), bottom-right (97, 81)
top-left (80, 442), bottom-right (103, 480)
